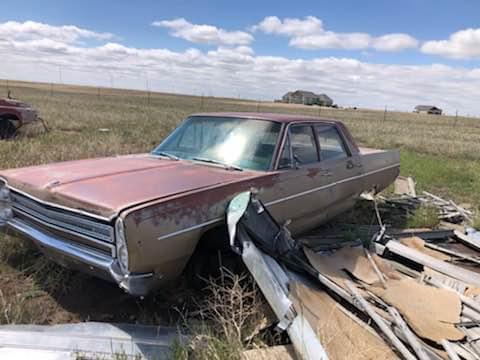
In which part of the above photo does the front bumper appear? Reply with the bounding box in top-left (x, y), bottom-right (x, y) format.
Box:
top-left (1, 217), bottom-right (156, 297)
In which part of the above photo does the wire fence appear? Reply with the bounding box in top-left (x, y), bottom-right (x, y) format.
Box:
top-left (1, 59), bottom-right (479, 130)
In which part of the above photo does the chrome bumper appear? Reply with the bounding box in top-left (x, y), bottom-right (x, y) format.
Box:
top-left (1, 217), bottom-right (156, 297)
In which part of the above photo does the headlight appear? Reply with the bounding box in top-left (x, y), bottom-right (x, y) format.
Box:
top-left (115, 217), bottom-right (129, 273)
top-left (0, 182), bottom-right (12, 226)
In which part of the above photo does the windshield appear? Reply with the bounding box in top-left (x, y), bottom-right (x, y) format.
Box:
top-left (152, 116), bottom-right (282, 171)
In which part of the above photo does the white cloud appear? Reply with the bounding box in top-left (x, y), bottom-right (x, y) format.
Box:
top-left (372, 33), bottom-right (419, 52)
top-left (252, 16), bottom-right (323, 37)
top-left (152, 18), bottom-right (253, 46)
top-left (253, 16), bottom-right (418, 52)
top-left (0, 20), bottom-right (113, 44)
top-left (1, 20), bottom-right (480, 115)
top-left (290, 32), bottom-right (372, 50)
top-left (421, 28), bottom-right (480, 59)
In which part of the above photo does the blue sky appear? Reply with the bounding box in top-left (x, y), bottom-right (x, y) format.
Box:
top-left (1, 0), bottom-right (480, 114)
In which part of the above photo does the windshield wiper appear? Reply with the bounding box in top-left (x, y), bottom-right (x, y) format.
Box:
top-left (155, 151), bottom-right (180, 161)
top-left (192, 157), bottom-right (243, 171)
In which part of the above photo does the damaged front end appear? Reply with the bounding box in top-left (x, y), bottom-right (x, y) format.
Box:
top-left (0, 179), bottom-right (156, 297)
top-left (228, 188), bottom-right (480, 360)
top-left (0, 181), bottom-right (13, 227)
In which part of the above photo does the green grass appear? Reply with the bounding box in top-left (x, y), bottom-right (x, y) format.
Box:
top-left (400, 150), bottom-right (480, 206)
top-left (472, 212), bottom-right (480, 231)
top-left (406, 205), bottom-right (440, 229)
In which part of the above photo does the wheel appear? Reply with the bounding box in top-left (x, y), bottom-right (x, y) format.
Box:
top-left (185, 248), bottom-right (245, 290)
top-left (184, 226), bottom-right (244, 289)
top-left (0, 119), bottom-right (16, 139)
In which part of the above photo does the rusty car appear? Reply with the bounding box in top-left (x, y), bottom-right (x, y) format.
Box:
top-left (0, 112), bottom-right (400, 296)
top-left (0, 96), bottom-right (45, 139)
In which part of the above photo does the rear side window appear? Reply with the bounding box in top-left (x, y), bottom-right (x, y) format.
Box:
top-left (316, 125), bottom-right (349, 161)
top-left (290, 125), bottom-right (319, 164)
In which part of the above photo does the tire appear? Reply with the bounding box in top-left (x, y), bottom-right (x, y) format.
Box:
top-left (185, 248), bottom-right (244, 290)
top-left (184, 226), bottom-right (243, 290)
top-left (0, 119), bottom-right (16, 139)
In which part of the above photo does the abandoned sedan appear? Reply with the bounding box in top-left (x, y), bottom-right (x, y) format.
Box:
top-left (0, 97), bottom-right (43, 139)
top-left (0, 112), bottom-right (399, 296)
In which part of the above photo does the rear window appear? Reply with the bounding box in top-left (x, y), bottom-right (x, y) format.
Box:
top-left (316, 125), bottom-right (349, 161)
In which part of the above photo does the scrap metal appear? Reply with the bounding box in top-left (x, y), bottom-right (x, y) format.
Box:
top-left (228, 185), bottom-right (480, 360)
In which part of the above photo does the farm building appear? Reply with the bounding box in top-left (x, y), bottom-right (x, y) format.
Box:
top-left (414, 105), bottom-right (442, 115)
top-left (281, 90), bottom-right (333, 106)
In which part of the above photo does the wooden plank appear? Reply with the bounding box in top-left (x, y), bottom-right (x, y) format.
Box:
top-left (364, 248), bottom-right (387, 288)
top-left (424, 276), bottom-right (480, 316)
top-left (345, 281), bottom-right (416, 360)
top-left (454, 230), bottom-right (480, 252)
top-left (387, 307), bottom-right (430, 360)
top-left (424, 242), bottom-right (480, 265)
top-left (384, 240), bottom-right (480, 287)
top-left (441, 340), bottom-right (461, 360)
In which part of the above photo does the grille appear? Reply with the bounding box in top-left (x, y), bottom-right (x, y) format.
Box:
top-left (10, 190), bottom-right (115, 256)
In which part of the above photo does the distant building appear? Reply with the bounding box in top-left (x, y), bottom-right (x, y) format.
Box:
top-left (281, 90), bottom-right (333, 107)
top-left (414, 105), bottom-right (442, 115)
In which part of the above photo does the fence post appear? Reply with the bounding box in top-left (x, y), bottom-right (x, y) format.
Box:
top-left (454, 110), bottom-right (458, 128)
top-left (383, 105), bottom-right (387, 122)
top-left (6, 79), bottom-right (9, 96)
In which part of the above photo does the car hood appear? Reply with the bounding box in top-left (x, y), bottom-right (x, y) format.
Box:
top-left (0, 154), bottom-right (261, 220)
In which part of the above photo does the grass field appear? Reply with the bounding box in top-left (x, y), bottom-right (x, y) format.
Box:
top-left (0, 80), bottom-right (479, 357)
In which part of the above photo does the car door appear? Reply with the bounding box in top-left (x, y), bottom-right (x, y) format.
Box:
top-left (315, 124), bottom-right (364, 207)
top-left (266, 123), bottom-right (334, 234)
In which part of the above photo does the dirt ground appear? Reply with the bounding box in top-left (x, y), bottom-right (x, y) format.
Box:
top-left (0, 234), bottom-right (196, 326)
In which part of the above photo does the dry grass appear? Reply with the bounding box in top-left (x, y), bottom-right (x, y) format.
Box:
top-left (1, 79), bottom-right (480, 168)
top-left (471, 210), bottom-right (480, 231)
top-left (1, 79), bottom-right (479, 205)
top-left (172, 268), bottom-right (272, 360)
top-left (0, 80), bottom-right (479, 358)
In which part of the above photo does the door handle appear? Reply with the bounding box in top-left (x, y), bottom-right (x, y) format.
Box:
top-left (346, 160), bottom-right (362, 169)
top-left (320, 169), bottom-right (332, 177)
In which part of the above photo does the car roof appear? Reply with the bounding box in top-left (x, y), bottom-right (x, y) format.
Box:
top-left (190, 112), bottom-right (342, 125)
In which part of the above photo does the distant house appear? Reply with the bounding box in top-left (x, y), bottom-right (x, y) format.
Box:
top-left (414, 105), bottom-right (442, 115)
top-left (281, 90), bottom-right (334, 107)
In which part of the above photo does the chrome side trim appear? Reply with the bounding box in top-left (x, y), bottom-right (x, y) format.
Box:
top-left (157, 218), bottom-right (222, 241)
top-left (5, 184), bottom-right (111, 222)
top-left (266, 162), bottom-right (400, 206)
top-left (156, 163), bottom-right (400, 241)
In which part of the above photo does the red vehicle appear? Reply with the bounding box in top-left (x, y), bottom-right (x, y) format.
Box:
top-left (0, 112), bottom-right (399, 296)
top-left (0, 97), bottom-right (41, 139)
